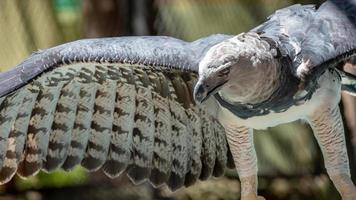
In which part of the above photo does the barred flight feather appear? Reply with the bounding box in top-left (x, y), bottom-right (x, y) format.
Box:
top-left (213, 122), bottom-right (228, 177)
top-left (184, 107), bottom-right (202, 187)
top-left (181, 74), bottom-right (203, 186)
top-left (81, 80), bottom-right (116, 171)
top-left (146, 70), bottom-right (173, 187)
top-left (0, 63), bottom-right (231, 191)
top-left (62, 65), bottom-right (97, 171)
top-left (199, 106), bottom-right (217, 180)
top-left (0, 90), bottom-right (27, 168)
top-left (103, 66), bottom-right (136, 178)
top-left (167, 75), bottom-right (192, 190)
top-left (0, 87), bottom-right (39, 183)
top-left (17, 83), bottom-right (62, 178)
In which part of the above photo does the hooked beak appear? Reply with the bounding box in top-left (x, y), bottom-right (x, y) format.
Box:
top-left (193, 79), bottom-right (228, 104)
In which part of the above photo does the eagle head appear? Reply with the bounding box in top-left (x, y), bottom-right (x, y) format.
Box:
top-left (193, 32), bottom-right (278, 104)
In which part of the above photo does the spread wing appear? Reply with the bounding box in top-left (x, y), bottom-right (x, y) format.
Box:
top-left (0, 35), bottom-right (234, 190)
top-left (252, 0), bottom-right (356, 84)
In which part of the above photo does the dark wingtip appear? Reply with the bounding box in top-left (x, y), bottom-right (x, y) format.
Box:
top-left (43, 158), bottom-right (63, 173)
top-left (184, 172), bottom-right (198, 187)
top-left (226, 150), bottom-right (235, 169)
top-left (62, 156), bottom-right (81, 171)
top-left (102, 160), bottom-right (127, 178)
top-left (199, 163), bottom-right (213, 181)
top-left (17, 162), bottom-right (41, 178)
top-left (212, 161), bottom-right (225, 177)
top-left (126, 165), bottom-right (150, 185)
top-left (167, 173), bottom-right (185, 191)
top-left (149, 168), bottom-right (169, 187)
top-left (81, 157), bottom-right (103, 172)
top-left (0, 167), bottom-right (16, 184)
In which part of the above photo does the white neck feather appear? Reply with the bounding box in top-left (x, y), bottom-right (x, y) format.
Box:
top-left (219, 59), bottom-right (280, 105)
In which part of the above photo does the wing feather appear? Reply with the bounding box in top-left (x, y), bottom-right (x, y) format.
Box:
top-left (62, 65), bottom-right (97, 171)
top-left (0, 90), bottom-right (26, 168)
top-left (180, 74), bottom-right (203, 186)
top-left (126, 69), bottom-right (155, 184)
top-left (82, 79), bottom-right (116, 171)
top-left (213, 122), bottom-right (228, 177)
top-left (146, 70), bottom-right (173, 187)
top-left (184, 107), bottom-right (202, 187)
top-left (44, 80), bottom-right (80, 172)
top-left (0, 63), bottom-right (230, 189)
top-left (17, 83), bottom-right (61, 177)
top-left (0, 87), bottom-right (39, 183)
top-left (199, 107), bottom-right (216, 181)
top-left (0, 35), bottom-right (231, 98)
top-left (0, 35), bottom-right (232, 190)
top-left (103, 67), bottom-right (136, 178)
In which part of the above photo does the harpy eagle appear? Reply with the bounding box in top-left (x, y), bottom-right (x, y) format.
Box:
top-left (1, 0), bottom-right (356, 199)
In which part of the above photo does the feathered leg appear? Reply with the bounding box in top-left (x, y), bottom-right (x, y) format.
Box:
top-left (225, 125), bottom-right (264, 200)
top-left (308, 106), bottom-right (356, 200)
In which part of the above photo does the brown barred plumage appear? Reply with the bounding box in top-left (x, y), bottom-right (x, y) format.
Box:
top-left (17, 83), bottom-right (62, 177)
top-left (0, 87), bottom-right (39, 183)
top-left (0, 63), bottom-right (230, 191)
top-left (199, 106), bottom-right (217, 180)
top-left (44, 80), bottom-right (80, 172)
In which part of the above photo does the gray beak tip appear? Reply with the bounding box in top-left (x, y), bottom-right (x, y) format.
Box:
top-left (193, 93), bottom-right (203, 104)
top-left (193, 77), bottom-right (227, 104)
top-left (193, 82), bottom-right (208, 104)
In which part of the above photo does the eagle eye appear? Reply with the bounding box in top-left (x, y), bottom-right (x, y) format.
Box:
top-left (218, 68), bottom-right (230, 77)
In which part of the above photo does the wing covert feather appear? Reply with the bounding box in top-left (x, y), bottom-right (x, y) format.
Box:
top-left (0, 35), bottom-right (231, 98)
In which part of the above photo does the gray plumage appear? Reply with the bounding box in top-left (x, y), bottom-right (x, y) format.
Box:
top-left (205, 0), bottom-right (356, 119)
top-left (253, 0), bottom-right (356, 82)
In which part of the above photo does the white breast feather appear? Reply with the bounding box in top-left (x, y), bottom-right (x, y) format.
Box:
top-left (218, 70), bottom-right (341, 129)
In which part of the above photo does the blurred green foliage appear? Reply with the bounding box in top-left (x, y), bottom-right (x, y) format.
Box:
top-left (54, 0), bottom-right (82, 42)
top-left (54, 0), bottom-right (81, 10)
top-left (15, 167), bottom-right (88, 190)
